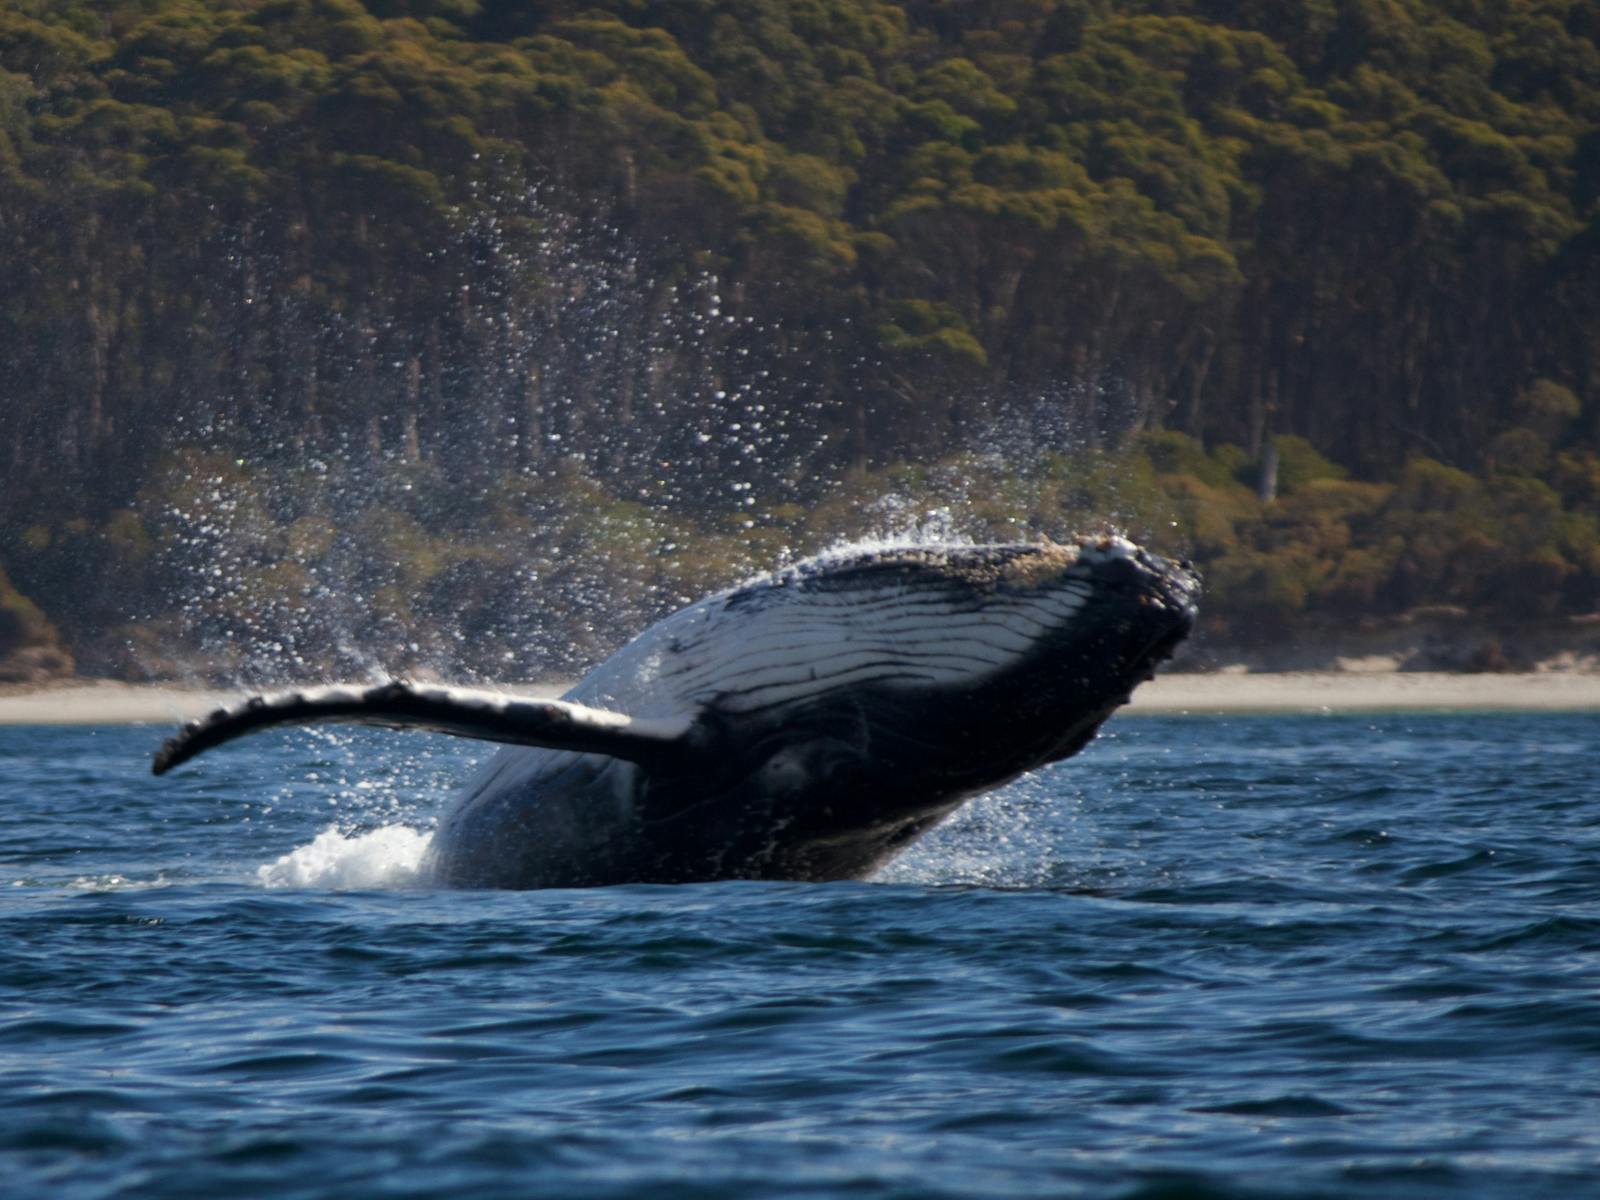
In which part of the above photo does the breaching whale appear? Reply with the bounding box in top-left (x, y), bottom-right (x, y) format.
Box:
top-left (154, 538), bottom-right (1198, 887)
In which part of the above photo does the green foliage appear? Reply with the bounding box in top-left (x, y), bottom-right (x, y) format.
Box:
top-left (1138, 430), bottom-right (1245, 491)
top-left (0, 563), bottom-right (57, 653)
top-left (4, 0), bottom-right (1600, 674)
top-left (0, 561), bottom-right (72, 680)
top-left (1513, 377), bottom-right (1580, 441)
top-left (875, 299), bottom-right (988, 364)
top-left (1486, 428), bottom-right (1550, 476)
top-left (1270, 435), bottom-right (1346, 493)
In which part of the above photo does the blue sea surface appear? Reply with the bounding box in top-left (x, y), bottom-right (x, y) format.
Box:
top-left (2, 712), bottom-right (1598, 1198)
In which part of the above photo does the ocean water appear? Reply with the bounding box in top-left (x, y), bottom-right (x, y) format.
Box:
top-left (2, 712), bottom-right (1598, 1199)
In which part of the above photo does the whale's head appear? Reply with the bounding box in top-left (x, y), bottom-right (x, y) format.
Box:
top-left (737, 537), bottom-right (1197, 760)
top-left (631, 537), bottom-right (1199, 877)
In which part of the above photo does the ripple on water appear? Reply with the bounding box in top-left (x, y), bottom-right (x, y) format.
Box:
top-left (3, 716), bottom-right (1600, 1198)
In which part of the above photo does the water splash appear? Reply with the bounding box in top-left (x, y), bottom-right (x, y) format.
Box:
top-left (132, 187), bottom-right (852, 687)
top-left (257, 825), bottom-right (433, 889)
top-left (109, 174), bottom-right (1156, 694)
top-left (876, 775), bottom-right (1068, 889)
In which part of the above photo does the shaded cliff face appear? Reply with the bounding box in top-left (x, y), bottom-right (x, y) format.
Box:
top-left (0, 564), bottom-right (73, 684)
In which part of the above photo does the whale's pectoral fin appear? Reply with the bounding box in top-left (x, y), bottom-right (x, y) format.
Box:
top-left (151, 680), bottom-right (700, 776)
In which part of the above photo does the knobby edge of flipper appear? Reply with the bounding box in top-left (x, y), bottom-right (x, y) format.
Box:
top-left (151, 680), bottom-right (700, 776)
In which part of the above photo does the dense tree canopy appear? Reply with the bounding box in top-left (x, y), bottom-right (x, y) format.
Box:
top-left (2, 1), bottom-right (1599, 678)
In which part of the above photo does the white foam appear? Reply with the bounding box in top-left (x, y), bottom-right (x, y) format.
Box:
top-left (874, 782), bottom-right (1060, 889)
top-left (257, 824), bottom-right (433, 889)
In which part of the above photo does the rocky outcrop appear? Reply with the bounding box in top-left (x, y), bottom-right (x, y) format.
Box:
top-left (0, 563), bottom-right (74, 684)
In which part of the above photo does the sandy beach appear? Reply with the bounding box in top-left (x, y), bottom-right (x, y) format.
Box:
top-left (3, 672), bottom-right (1600, 726)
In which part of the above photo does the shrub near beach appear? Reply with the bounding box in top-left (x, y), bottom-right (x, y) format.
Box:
top-left (8, 431), bottom-right (1600, 681)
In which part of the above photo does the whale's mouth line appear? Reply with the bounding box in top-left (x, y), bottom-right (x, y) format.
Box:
top-left (1136, 606), bottom-right (1197, 678)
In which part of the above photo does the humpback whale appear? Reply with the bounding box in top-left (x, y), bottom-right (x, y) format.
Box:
top-left (154, 538), bottom-right (1198, 888)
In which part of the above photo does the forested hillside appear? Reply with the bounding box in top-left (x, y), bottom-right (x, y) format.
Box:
top-left (3, 1), bottom-right (1600, 681)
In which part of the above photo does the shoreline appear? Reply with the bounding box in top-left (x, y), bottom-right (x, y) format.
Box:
top-left (3, 673), bottom-right (1600, 726)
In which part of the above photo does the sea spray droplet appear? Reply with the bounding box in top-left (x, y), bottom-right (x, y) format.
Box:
top-left (257, 826), bottom-right (433, 889)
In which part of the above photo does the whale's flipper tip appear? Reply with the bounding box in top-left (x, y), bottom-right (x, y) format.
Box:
top-left (151, 733), bottom-right (186, 775)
